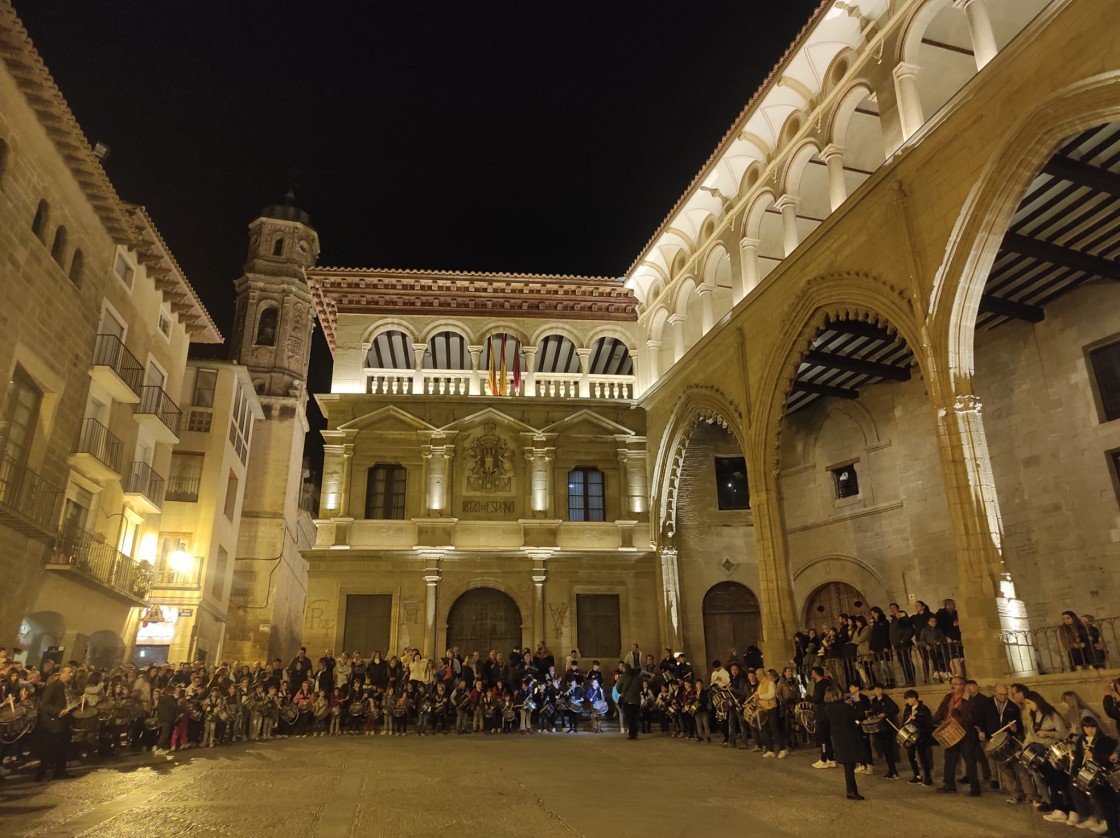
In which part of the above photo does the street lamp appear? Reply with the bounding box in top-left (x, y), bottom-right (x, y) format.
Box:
top-left (168, 541), bottom-right (196, 577)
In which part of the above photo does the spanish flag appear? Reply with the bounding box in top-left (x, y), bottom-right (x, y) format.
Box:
top-left (487, 335), bottom-right (498, 395)
top-left (499, 334), bottom-right (508, 396)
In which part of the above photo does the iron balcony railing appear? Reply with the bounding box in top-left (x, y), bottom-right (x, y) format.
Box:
top-left (52, 527), bottom-right (151, 600)
top-left (150, 562), bottom-right (202, 589)
top-left (165, 474), bottom-right (200, 503)
top-left (1000, 617), bottom-right (1116, 675)
top-left (137, 385), bottom-right (182, 438)
top-left (74, 418), bottom-right (125, 474)
top-left (91, 334), bottom-right (144, 397)
top-left (126, 461), bottom-right (166, 509)
top-left (0, 452), bottom-right (64, 535)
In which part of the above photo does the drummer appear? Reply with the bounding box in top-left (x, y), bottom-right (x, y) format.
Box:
top-left (931, 676), bottom-right (984, 797)
top-left (901, 689), bottom-right (934, 785)
top-left (981, 683), bottom-right (1024, 803)
top-left (1071, 716), bottom-right (1116, 834)
top-left (869, 683), bottom-right (900, 779)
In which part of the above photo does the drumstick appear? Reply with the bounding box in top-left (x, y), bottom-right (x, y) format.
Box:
top-left (6, 695), bottom-right (13, 713)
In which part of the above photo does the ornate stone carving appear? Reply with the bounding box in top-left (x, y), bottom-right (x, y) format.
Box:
top-left (465, 423), bottom-right (514, 494)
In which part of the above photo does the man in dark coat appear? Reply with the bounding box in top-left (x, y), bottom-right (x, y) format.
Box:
top-left (615, 663), bottom-right (643, 740)
top-left (933, 676), bottom-right (985, 796)
top-left (36, 665), bottom-right (76, 781)
top-left (888, 603), bottom-right (916, 686)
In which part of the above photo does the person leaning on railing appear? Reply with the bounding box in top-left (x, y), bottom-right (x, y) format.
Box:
top-left (1060, 611), bottom-right (1095, 671)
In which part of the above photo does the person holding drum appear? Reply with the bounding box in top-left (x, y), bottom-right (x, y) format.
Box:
top-left (901, 689), bottom-right (934, 785)
top-left (869, 683), bottom-right (900, 779)
top-left (1069, 716), bottom-right (1115, 834)
top-left (1022, 690), bottom-right (1072, 822)
top-left (932, 676), bottom-right (984, 797)
top-left (981, 682), bottom-right (1024, 802)
top-left (35, 664), bottom-right (76, 781)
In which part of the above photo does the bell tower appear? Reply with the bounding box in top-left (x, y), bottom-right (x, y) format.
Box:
top-left (226, 194), bottom-right (319, 662)
top-left (230, 193), bottom-right (320, 397)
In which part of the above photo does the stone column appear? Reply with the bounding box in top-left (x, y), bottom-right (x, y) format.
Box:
top-left (412, 343), bottom-right (426, 394)
top-left (527, 550), bottom-right (552, 647)
top-left (618, 449), bottom-right (648, 517)
top-left (775, 194), bottom-right (800, 256)
top-left (697, 285), bottom-right (715, 333)
top-left (932, 389), bottom-right (1028, 679)
top-left (526, 447), bottom-right (554, 517)
top-left (738, 237), bottom-right (760, 299)
top-left (955, 0), bottom-right (998, 70)
top-left (821, 144), bottom-right (848, 211)
top-left (423, 441), bottom-right (452, 516)
top-left (749, 476), bottom-right (801, 669)
top-left (892, 62), bottom-right (925, 141)
top-left (576, 347), bottom-right (591, 397)
top-left (321, 441), bottom-right (353, 517)
top-left (668, 315), bottom-right (686, 363)
top-left (421, 553), bottom-right (443, 661)
top-left (468, 345), bottom-right (483, 395)
top-left (645, 339), bottom-right (662, 384)
top-left (522, 345), bottom-right (538, 396)
top-left (659, 548), bottom-right (684, 653)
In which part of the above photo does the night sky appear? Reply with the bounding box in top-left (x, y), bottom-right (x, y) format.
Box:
top-left (14, 0), bottom-right (819, 467)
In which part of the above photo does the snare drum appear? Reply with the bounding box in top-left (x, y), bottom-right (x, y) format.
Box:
top-left (0, 704), bottom-right (30, 743)
top-left (1049, 740), bottom-right (1075, 774)
top-left (143, 715), bottom-right (161, 732)
top-left (984, 729), bottom-right (1021, 765)
top-left (96, 698), bottom-right (118, 723)
top-left (932, 719), bottom-right (965, 749)
top-left (1074, 760), bottom-right (1107, 794)
top-left (71, 705), bottom-right (100, 740)
top-left (1019, 741), bottom-right (1049, 771)
top-left (859, 715), bottom-right (884, 735)
top-left (896, 720), bottom-right (920, 749)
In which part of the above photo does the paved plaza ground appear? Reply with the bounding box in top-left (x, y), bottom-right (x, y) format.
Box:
top-left (0, 730), bottom-right (1061, 837)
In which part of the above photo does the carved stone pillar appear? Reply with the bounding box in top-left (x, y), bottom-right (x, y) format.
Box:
top-left (738, 237), bottom-right (760, 299)
top-left (422, 440), bottom-right (452, 516)
top-left (412, 342), bottom-right (426, 394)
top-left (933, 390), bottom-right (1029, 679)
top-left (749, 479), bottom-right (800, 670)
top-left (618, 449), bottom-right (648, 517)
top-left (775, 194), bottom-right (800, 256)
top-left (468, 345), bottom-right (483, 395)
top-left (321, 440), bottom-right (354, 518)
top-left (527, 549), bottom-right (552, 647)
top-left (645, 339), bottom-right (662, 384)
top-left (522, 345), bottom-right (538, 396)
top-left (576, 347), bottom-right (591, 398)
top-left (955, 0), bottom-right (998, 70)
top-left (821, 144), bottom-right (848, 211)
top-left (697, 285), bottom-right (714, 333)
top-left (892, 62), bottom-right (925, 141)
top-left (668, 315), bottom-right (686, 363)
top-left (420, 553), bottom-right (443, 661)
top-left (659, 548), bottom-right (684, 653)
top-left (526, 447), bottom-right (554, 517)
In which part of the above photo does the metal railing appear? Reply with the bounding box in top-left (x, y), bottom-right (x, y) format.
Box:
top-left (126, 461), bottom-right (166, 509)
top-left (51, 528), bottom-right (152, 599)
top-left (74, 418), bottom-right (124, 474)
top-left (165, 474), bottom-right (200, 503)
top-left (91, 334), bottom-right (143, 396)
top-left (0, 452), bottom-right (64, 533)
top-left (806, 641), bottom-right (966, 690)
top-left (137, 385), bottom-right (182, 438)
top-left (1000, 617), bottom-right (1116, 676)
top-left (150, 563), bottom-right (202, 589)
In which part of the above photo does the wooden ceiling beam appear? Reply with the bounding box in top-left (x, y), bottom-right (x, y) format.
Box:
top-left (804, 350), bottom-right (911, 381)
top-left (979, 293), bottom-right (1045, 323)
top-left (1043, 155), bottom-right (1120, 196)
top-left (1003, 232), bottom-right (1120, 281)
top-left (793, 380), bottom-right (859, 400)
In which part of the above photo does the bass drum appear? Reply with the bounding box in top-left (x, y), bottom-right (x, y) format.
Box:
top-left (984, 730), bottom-right (1021, 765)
top-left (71, 706), bottom-right (100, 741)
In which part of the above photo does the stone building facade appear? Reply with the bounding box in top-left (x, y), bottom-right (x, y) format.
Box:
top-left (305, 0), bottom-right (1120, 686)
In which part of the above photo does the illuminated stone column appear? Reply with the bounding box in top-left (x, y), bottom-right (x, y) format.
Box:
top-left (821, 144), bottom-right (848, 211)
top-left (522, 345), bottom-right (538, 396)
top-left (697, 285), bottom-right (714, 333)
top-left (576, 347), bottom-right (591, 398)
top-left (738, 237), bottom-right (760, 299)
top-left (412, 342), bottom-right (426, 393)
top-left (645, 339), bottom-right (662, 384)
top-left (527, 549), bottom-right (552, 646)
top-left (775, 194), bottom-right (800, 256)
top-left (668, 315), bottom-right (686, 363)
top-left (526, 447), bottom-right (554, 517)
top-left (420, 552), bottom-right (443, 661)
top-left (422, 440), bottom-right (452, 515)
top-left (468, 345), bottom-right (483, 395)
top-left (955, 0), bottom-right (998, 70)
top-left (321, 440), bottom-right (353, 517)
top-left (659, 547), bottom-right (684, 652)
top-left (892, 62), bottom-right (925, 141)
top-left (618, 449), bottom-right (648, 517)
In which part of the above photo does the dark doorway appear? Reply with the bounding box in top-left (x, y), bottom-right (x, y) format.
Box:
top-left (802, 581), bottom-right (867, 632)
top-left (446, 588), bottom-right (522, 658)
top-left (576, 594), bottom-right (622, 661)
top-left (702, 582), bottom-right (761, 667)
top-left (343, 594), bottom-right (393, 655)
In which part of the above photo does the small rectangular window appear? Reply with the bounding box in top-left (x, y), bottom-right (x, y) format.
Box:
top-left (187, 410), bottom-right (212, 433)
top-left (192, 369), bottom-right (217, 407)
top-left (223, 471), bottom-right (239, 521)
top-left (167, 452), bottom-right (203, 502)
top-left (568, 467), bottom-right (605, 522)
top-left (714, 456), bottom-right (750, 510)
top-left (113, 251), bottom-right (134, 288)
top-left (365, 464), bottom-right (406, 519)
top-left (831, 463), bottom-right (860, 499)
top-left (157, 309), bottom-right (172, 339)
top-left (1089, 340), bottom-right (1120, 422)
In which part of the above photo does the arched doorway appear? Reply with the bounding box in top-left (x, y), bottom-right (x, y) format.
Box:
top-left (85, 630), bottom-right (126, 670)
top-left (18, 611), bottom-right (66, 668)
top-left (446, 588), bottom-right (522, 658)
top-left (802, 581), bottom-right (867, 632)
top-left (702, 582), bottom-right (761, 668)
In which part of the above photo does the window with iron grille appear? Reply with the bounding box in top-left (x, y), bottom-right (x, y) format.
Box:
top-left (167, 453), bottom-right (203, 502)
top-left (831, 463), bottom-right (859, 499)
top-left (365, 464), bottom-right (406, 519)
top-left (1089, 340), bottom-right (1120, 422)
top-left (714, 456), bottom-right (750, 510)
top-left (568, 467), bottom-right (605, 522)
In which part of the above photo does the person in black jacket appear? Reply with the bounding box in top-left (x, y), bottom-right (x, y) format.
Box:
top-left (869, 683), bottom-right (900, 779)
top-left (981, 682), bottom-right (1023, 802)
top-left (288, 648), bottom-right (312, 689)
top-left (809, 667), bottom-right (836, 768)
top-left (901, 689), bottom-right (934, 785)
top-left (36, 665), bottom-right (76, 781)
top-left (1071, 717), bottom-right (1118, 834)
top-left (888, 603), bottom-right (916, 687)
top-left (821, 684), bottom-right (868, 800)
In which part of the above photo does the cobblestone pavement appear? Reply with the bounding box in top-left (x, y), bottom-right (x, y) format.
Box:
top-left (1, 731), bottom-right (1059, 837)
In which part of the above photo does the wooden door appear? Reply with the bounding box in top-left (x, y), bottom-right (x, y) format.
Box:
top-left (446, 588), bottom-right (522, 658)
top-left (702, 582), bottom-right (761, 668)
top-left (802, 582), bottom-right (867, 632)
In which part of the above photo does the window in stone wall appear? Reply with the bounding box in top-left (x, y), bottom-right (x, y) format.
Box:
top-left (830, 462), bottom-right (860, 499)
top-left (366, 463), bottom-right (406, 519)
top-left (576, 594), bottom-right (621, 661)
top-left (1089, 340), bottom-right (1120, 422)
top-left (30, 199), bottom-right (49, 242)
top-left (568, 467), bottom-right (605, 522)
top-left (1110, 449), bottom-right (1120, 504)
top-left (714, 456), bottom-right (750, 510)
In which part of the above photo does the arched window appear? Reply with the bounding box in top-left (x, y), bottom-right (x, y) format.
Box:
top-left (0, 138), bottom-right (9, 188)
top-left (365, 464), bottom-right (406, 519)
top-left (51, 225), bottom-right (67, 266)
top-left (254, 307), bottom-right (278, 346)
top-left (30, 198), bottom-right (49, 242)
top-left (272, 237), bottom-right (284, 256)
top-left (68, 248), bottom-right (83, 286)
top-left (568, 466), bottom-right (604, 522)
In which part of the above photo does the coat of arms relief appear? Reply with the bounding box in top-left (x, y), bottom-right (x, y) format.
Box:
top-left (465, 423), bottom-right (514, 494)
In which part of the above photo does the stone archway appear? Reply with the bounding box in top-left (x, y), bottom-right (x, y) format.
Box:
top-left (85, 630), bottom-right (125, 670)
top-left (19, 610), bottom-right (66, 668)
top-left (446, 588), bottom-right (522, 660)
top-left (702, 582), bottom-right (761, 669)
top-left (801, 581), bottom-right (868, 632)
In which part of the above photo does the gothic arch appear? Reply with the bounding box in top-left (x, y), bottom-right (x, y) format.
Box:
top-left (440, 579), bottom-right (528, 654)
top-left (930, 73), bottom-right (1120, 387)
top-left (650, 387), bottom-right (747, 547)
top-left (794, 553), bottom-right (890, 622)
top-left (787, 397), bottom-right (883, 471)
top-left (752, 274), bottom-right (921, 477)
